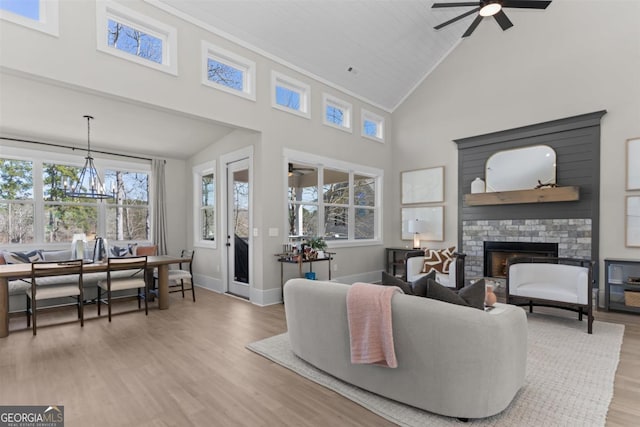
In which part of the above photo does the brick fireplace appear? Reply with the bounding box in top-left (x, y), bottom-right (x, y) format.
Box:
top-left (462, 219), bottom-right (592, 280)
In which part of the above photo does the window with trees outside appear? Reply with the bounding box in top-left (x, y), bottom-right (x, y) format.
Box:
top-left (323, 94), bottom-right (352, 132)
top-left (193, 162), bottom-right (216, 248)
top-left (201, 41), bottom-right (256, 101)
top-left (0, 0), bottom-right (59, 36)
top-left (271, 71), bottom-right (310, 119)
top-left (1, 153), bottom-right (150, 246)
top-left (96, 1), bottom-right (178, 75)
top-left (287, 152), bottom-right (382, 246)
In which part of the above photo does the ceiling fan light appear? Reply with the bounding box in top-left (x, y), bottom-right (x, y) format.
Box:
top-left (479, 2), bottom-right (502, 17)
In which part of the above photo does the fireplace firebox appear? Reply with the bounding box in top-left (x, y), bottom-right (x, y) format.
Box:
top-left (484, 241), bottom-right (559, 278)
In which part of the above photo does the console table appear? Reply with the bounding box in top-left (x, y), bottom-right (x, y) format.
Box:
top-left (276, 253), bottom-right (334, 299)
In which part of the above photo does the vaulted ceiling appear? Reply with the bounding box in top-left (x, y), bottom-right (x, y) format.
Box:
top-left (156, 0), bottom-right (554, 112)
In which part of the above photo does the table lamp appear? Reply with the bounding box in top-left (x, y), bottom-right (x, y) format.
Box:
top-left (407, 219), bottom-right (428, 249)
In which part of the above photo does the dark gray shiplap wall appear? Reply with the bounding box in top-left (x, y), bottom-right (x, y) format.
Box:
top-left (454, 111), bottom-right (606, 262)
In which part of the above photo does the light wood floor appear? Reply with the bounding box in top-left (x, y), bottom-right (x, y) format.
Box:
top-left (1, 290), bottom-right (638, 427)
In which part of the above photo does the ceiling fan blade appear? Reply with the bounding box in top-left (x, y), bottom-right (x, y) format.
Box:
top-left (462, 15), bottom-right (483, 37)
top-left (502, 0), bottom-right (552, 9)
top-left (493, 10), bottom-right (514, 30)
top-left (432, 2), bottom-right (479, 8)
top-left (434, 7), bottom-right (480, 30)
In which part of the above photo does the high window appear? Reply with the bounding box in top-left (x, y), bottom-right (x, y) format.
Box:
top-left (286, 150), bottom-right (382, 246)
top-left (201, 41), bottom-right (256, 101)
top-left (1, 149), bottom-right (151, 246)
top-left (193, 162), bottom-right (216, 248)
top-left (96, 1), bottom-right (178, 75)
top-left (0, 0), bottom-right (58, 36)
top-left (323, 94), bottom-right (352, 132)
top-left (361, 109), bottom-right (385, 142)
top-left (271, 71), bottom-right (310, 119)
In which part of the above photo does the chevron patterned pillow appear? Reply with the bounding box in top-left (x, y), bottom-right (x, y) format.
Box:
top-left (421, 247), bottom-right (455, 274)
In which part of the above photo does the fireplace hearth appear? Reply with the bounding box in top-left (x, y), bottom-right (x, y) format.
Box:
top-left (484, 241), bottom-right (559, 278)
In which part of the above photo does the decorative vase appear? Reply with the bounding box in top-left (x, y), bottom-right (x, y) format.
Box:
top-left (471, 177), bottom-right (485, 194)
top-left (485, 284), bottom-right (497, 307)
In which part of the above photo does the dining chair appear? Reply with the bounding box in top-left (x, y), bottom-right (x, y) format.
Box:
top-left (154, 249), bottom-right (195, 302)
top-left (26, 259), bottom-right (84, 336)
top-left (97, 256), bottom-right (149, 322)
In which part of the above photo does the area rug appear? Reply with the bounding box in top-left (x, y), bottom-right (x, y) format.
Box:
top-left (247, 314), bottom-right (624, 426)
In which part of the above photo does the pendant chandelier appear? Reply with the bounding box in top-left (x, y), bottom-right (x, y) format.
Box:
top-left (64, 115), bottom-right (115, 199)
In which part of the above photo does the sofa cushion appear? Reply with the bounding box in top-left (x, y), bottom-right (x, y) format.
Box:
top-left (380, 271), bottom-right (413, 295)
top-left (421, 247), bottom-right (455, 274)
top-left (2, 250), bottom-right (44, 264)
top-left (426, 278), bottom-right (485, 310)
top-left (411, 269), bottom-right (436, 297)
top-left (42, 250), bottom-right (73, 262)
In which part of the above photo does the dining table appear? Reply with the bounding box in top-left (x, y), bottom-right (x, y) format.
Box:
top-left (0, 255), bottom-right (191, 338)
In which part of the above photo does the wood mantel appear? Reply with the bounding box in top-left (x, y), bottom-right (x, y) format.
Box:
top-left (464, 186), bottom-right (580, 206)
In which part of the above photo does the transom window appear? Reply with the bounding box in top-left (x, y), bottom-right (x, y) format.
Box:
top-left (201, 41), bottom-right (256, 101)
top-left (271, 71), bottom-right (310, 119)
top-left (0, 0), bottom-right (58, 36)
top-left (193, 161), bottom-right (216, 248)
top-left (286, 151), bottom-right (382, 246)
top-left (323, 94), bottom-right (352, 132)
top-left (361, 109), bottom-right (385, 142)
top-left (96, 1), bottom-right (178, 75)
top-left (1, 150), bottom-right (151, 246)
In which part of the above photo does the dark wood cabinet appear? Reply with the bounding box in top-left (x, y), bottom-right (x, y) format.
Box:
top-left (605, 258), bottom-right (640, 314)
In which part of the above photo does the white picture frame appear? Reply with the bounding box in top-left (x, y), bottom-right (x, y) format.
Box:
top-left (626, 196), bottom-right (640, 247)
top-left (401, 206), bottom-right (444, 242)
top-left (401, 166), bottom-right (444, 204)
top-left (627, 138), bottom-right (640, 191)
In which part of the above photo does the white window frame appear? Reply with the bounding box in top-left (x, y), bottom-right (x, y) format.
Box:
top-left (361, 109), bottom-right (385, 143)
top-left (96, 0), bottom-right (178, 75)
top-left (201, 41), bottom-right (256, 101)
top-left (322, 93), bottom-right (352, 133)
top-left (0, 0), bottom-right (59, 36)
top-left (1, 146), bottom-right (152, 248)
top-left (193, 161), bottom-right (217, 249)
top-left (271, 71), bottom-right (311, 119)
top-left (283, 149), bottom-right (383, 248)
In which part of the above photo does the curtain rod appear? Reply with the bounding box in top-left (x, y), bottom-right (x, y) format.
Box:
top-left (1, 136), bottom-right (155, 162)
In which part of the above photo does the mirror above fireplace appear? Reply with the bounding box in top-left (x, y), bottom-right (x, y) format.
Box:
top-left (485, 145), bottom-right (556, 192)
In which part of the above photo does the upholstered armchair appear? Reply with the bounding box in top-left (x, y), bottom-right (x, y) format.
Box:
top-left (506, 257), bottom-right (594, 333)
top-left (405, 250), bottom-right (466, 290)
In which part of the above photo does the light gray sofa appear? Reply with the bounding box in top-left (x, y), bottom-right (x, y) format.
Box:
top-left (284, 278), bottom-right (528, 420)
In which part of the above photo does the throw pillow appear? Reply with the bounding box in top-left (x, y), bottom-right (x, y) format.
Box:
top-left (425, 278), bottom-right (485, 311)
top-left (110, 245), bottom-right (134, 258)
top-left (421, 247), bottom-right (455, 274)
top-left (2, 250), bottom-right (44, 264)
top-left (380, 271), bottom-right (414, 295)
top-left (411, 269), bottom-right (436, 298)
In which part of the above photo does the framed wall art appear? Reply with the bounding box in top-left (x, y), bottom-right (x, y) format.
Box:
top-left (627, 196), bottom-right (640, 247)
top-left (401, 206), bottom-right (444, 242)
top-left (401, 166), bottom-right (444, 204)
top-left (627, 137), bottom-right (640, 190)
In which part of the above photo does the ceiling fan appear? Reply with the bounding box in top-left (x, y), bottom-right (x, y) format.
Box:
top-left (288, 163), bottom-right (315, 177)
top-left (432, 0), bottom-right (551, 38)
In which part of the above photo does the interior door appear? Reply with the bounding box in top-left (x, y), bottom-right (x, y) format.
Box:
top-left (226, 159), bottom-right (250, 299)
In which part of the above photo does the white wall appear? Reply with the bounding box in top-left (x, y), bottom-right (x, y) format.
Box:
top-left (392, 1), bottom-right (640, 289)
top-left (0, 0), bottom-right (394, 304)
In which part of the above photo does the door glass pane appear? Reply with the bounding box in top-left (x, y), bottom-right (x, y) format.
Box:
top-left (233, 169), bottom-right (249, 283)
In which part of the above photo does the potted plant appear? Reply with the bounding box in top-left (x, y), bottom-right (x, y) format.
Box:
top-left (307, 236), bottom-right (328, 258)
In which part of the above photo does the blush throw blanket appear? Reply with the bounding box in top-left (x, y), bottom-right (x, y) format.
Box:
top-left (346, 282), bottom-right (402, 368)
